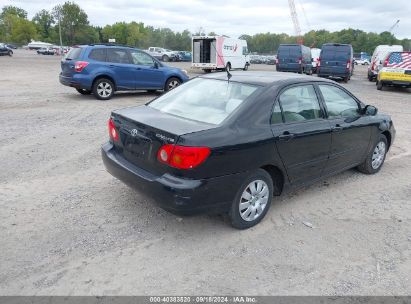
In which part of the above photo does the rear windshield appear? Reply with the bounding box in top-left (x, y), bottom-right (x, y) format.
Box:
top-left (321, 46), bottom-right (351, 61)
top-left (65, 47), bottom-right (82, 60)
top-left (148, 78), bottom-right (260, 125)
top-left (278, 45), bottom-right (301, 57)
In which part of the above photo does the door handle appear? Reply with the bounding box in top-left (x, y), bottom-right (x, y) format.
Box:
top-left (332, 124), bottom-right (343, 132)
top-left (278, 132), bottom-right (295, 141)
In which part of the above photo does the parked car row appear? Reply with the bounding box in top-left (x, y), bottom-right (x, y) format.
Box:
top-left (146, 47), bottom-right (192, 62)
top-left (276, 43), bottom-right (354, 82)
top-left (250, 55), bottom-right (276, 65)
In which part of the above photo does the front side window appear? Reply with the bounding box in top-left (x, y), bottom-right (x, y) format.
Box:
top-left (277, 85), bottom-right (322, 123)
top-left (148, 78), bottom-right (260, 125)
top-left (130, 50), bottom-right (155, 66)
top-left (318, 85), bottom-right (359, 118)
top-left (106, 49), bottom-right (131, 64)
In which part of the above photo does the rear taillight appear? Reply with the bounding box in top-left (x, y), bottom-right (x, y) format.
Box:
top-left (298, 56), bottom-right (302, 64)
top-left (157, 144), bottom-right (210, 170)
top-left (318, 57), bottom-right (321, 67)
top-left (108, 118), bottom-right (119, 142)
top-left (75, 61), bottom-right (89, 72)
top-left (275, 58), bottom-right (279, 64)
top-left (383, 57), bottom-right (389, 67)
top-left (346, 60), bottom-right (351, 69)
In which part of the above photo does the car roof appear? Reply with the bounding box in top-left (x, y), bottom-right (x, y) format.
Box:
top-left (199, 71), bottom-right (336, 87)
top-left (76, 44), bottom-right (142, 51)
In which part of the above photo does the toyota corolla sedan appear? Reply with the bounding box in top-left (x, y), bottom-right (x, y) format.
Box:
top-left (102, 71), bottom-right (395, 229)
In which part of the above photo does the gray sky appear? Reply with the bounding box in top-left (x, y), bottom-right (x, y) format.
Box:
top-left (2, 0), bottom-right (410, 39)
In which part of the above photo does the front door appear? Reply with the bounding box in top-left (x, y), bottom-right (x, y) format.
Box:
top-left (271, 84), bottom-right (332, 185)
top-left (129, 50), bottom-right (165, 89)
top-left (317, 84), bottom-right (371, 175)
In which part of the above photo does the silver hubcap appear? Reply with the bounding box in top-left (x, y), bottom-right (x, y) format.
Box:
top-left (372, 141), bottom-right (386, 169)
top-left (239, 180), bottom-right (269, 222)
top-left (97, 82), bottom-right (112, 97)
top-left (168, 80), bottom-right (180, 90)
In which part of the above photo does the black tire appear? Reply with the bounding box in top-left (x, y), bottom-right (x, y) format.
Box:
top-left (162, 55), bottom-right (169, 62)
top-left (357, 135), bottom-right (388, 174)
top-left (343, 76), bottom-right (349, 83)
top-left (368, 74), bottom-right (374, 82)
top-left (225, 63), bottom-right (231, 72)
top-left (203, 69), bottom-right (212, 73)
top-left (76, 88), bottom-right (91, 95)
top-left (243, 63), bottom-right (249, 71)
top-left (229, 169), bottom-right (273, 229)
top-left (377, 81), bottom-right (383, 90)
top-left (8, 51), bottom-right (13, 57)
top-left (164, 77), bottom-right (181, 92)
top-left (92, 78), bottom-right (115, 100)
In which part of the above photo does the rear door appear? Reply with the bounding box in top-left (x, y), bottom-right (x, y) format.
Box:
top-left (106, 48), bottom-right (136, 90)
top-left (271, 84), bottom-right (331, 185)
top-left (317, 84), bottom-right (371, 174)
top-left (129, 50), bottom-right (165, 89)
top-left (278, 45), bottom-right (301, 71)
top-left (321, 45), bottom-right (350, 75)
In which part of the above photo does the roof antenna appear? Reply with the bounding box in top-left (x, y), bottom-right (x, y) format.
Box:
top-left (226, 68), bottom-right (232, 82)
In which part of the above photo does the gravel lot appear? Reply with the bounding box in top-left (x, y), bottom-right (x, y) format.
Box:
top-left (1, 49), bottom-right (410, 296)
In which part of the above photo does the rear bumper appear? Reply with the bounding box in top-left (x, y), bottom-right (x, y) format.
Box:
top-left (380, 80), bottom-right (411, 87)
top-left (101, 142), bottom-right (247, 215)
top-left (318, 69), bottom-right (350, 78)
top-left (59, 73), bottom-right (91, 90)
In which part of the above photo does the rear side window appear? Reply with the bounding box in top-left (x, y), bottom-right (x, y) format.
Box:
top-left (130, 50), bottom-right (154, 66)
top-left (106, 49), bottom-right (131, 64)
top-left (318, 85), bottom-right (359, 118)
top-left (276, 85), bottom-right (322, 123)
top-left (89, 48), bottom-right (106, 61)
top-left (65, 47), bottom-right (82, 60)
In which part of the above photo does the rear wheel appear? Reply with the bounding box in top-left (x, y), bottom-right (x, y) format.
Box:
top-left (76, 88), bottom-right (91, 95)
top-left (93, 78), bottom-right (114, 100)
top-left (8, 51), bottom-right (12, 57)
top-left (343, 76), bottom-right (349, 83)
top-left (357, 135), bottom-right (387, 174)
top-left (243, 63), bottom-right (249, 71)
top-left (162, 55), bottom-right (169, 62)
top-left (165, 77), bottom-right (181, 91)
top-left (377, 81), bottom-right (383, 90)
top-left (229, 169), bottom-right (273, 229)
top-left (368, 74), bottom-right (374, 82)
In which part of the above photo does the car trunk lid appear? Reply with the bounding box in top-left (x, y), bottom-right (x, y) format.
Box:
top-left (61, 47), bottom-right (83, 77)
top-left (111, 105), bottom-right (216, 175)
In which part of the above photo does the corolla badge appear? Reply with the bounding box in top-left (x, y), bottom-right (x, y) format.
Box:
top-left (156, 133), bottom-right (175, 143)
top-left (130, 129), bottom-right (139, 137)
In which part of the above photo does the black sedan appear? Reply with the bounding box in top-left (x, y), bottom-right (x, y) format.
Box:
top-left (0, 43), bottom-right (13, 56)
top-left (102, 72), bottom-right (395, 229)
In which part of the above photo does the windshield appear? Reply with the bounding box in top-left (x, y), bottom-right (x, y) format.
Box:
top-left (148, 78), bottom-right (260, 125)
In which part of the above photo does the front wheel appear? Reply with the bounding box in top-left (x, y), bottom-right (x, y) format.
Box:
top-left (165, 77), bottom-right (181, 91)
top-left (229, 169), bottom-right (273, 229)
top-left (93, 78), bottom-right (114, 100)
top-left (376, 81), bottom-right (383, 90)
top-left (357, 135), bottom-right (388, 174)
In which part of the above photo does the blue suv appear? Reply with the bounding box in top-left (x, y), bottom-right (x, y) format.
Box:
top-left (59, 44), bottom-right (189, 100)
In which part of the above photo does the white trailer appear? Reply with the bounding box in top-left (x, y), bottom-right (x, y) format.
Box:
top-left (192, 36), bottom-right (250, 72)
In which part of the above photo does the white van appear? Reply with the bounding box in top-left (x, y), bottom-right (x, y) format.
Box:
top-left (368, 45), bottom-right (403, 81)
top-left (192, 36), bottom-right (250, 72)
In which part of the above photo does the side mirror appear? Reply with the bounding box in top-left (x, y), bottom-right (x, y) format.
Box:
top-left (364, 105), bottom-right (378, 116)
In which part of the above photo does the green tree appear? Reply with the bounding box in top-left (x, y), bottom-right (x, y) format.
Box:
top-left (52, 1), bottom-right (89, 45)
top-left (32, 9), bottom-right (54, 41)
top-left (0, 5), bottom-right (27, 19)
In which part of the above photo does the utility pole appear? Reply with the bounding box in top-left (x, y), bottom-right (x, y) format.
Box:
top-left (58, 10), bottom-right (63, 54)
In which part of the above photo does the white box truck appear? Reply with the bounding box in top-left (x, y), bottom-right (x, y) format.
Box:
top-left (192, 36), bottom-right (250, 72)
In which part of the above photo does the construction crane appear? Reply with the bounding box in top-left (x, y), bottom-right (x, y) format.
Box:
top-left (288, 0), bottom-right (303, 44)
top-left (388, 20), bottom-right (400, 34)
